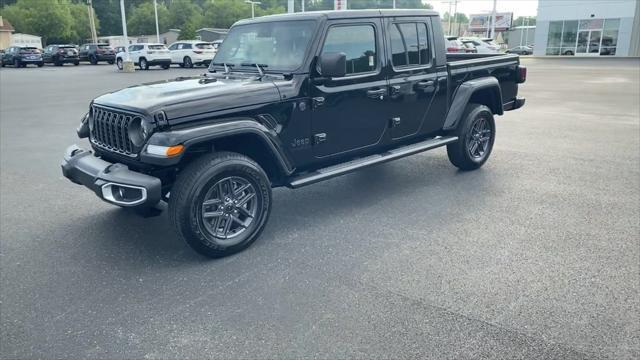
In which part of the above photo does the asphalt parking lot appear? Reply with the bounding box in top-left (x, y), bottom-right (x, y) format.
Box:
top-left (1, 58), bottom-right (639, 359)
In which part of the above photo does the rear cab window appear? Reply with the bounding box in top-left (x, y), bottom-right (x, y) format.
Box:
top-left (389, 21), bottom-right (430, 68)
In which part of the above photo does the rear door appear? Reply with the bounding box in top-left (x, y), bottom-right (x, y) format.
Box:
top-left (384, 17), bottom-right (440, 139)
top-left (310, 18), bottom-right (390, 158)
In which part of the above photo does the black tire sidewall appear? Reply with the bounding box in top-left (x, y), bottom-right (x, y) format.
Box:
top-left (447, 103), bottom-right (496, 170)
top-left (462, 106), bottom-right (495, 165)
top-left (171, 154), bottom-right (272, 257)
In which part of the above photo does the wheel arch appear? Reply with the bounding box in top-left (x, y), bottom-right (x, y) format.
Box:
top-left (443, 77), bottom-right (503, 131)
top-left (144, 119), bottom-right (294, 185)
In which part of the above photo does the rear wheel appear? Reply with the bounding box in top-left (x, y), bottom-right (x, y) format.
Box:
top-left (183, 56), bottom-right (193, 68)
top-left (89, 55), bottom-right (98, 65)
top-left (169, 152), bottom-right (272, 258)
top-left (74, 61), bottom-right (80, 66)
top-left (107, 60), bottom-right (114, 65)
top-left (37, 62), bottom-right (43, 67)
top-left (446, 103), bottom-right (495, 171)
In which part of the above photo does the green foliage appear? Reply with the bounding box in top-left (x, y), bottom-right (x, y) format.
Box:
top-left (443, 12), bottom-right (468, 23)
top-left (513, 16), bottom-right (536, 27)
top-left (1, 0), bottom-right (437, 44)
top-left (127, 1), bottom-right (170, 35)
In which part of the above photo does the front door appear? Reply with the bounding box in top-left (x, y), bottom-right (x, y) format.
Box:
top-left (384, 18), bottom-right (440, 140)
top-left (311, 20), bottom-right (390, 158)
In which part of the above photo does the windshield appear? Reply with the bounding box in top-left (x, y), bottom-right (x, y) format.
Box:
top-left (211, 20), bottom-right (316, 72)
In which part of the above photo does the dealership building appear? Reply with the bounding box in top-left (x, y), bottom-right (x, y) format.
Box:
top-left (533, 0), bottom-right (640, 56)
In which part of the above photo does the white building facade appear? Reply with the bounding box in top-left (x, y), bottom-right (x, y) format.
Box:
top-left (534, 0), bottom-right (640, 56)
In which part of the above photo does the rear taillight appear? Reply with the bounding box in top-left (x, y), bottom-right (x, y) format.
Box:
top-left (193, 50), bottom-right (203, 54)
top-left (447, 47), bottom-right (458, 52)
top-left (517, 66), bottom-right (527, 83)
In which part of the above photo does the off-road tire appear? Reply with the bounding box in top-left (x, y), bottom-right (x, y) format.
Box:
top-left (447, 103), bottom-right (496, 171)
top-left (169, 152), bottom-right (272, 258)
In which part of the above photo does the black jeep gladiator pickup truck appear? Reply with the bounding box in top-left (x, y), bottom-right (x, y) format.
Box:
top-left (62, 10), bottom-right (526, 257)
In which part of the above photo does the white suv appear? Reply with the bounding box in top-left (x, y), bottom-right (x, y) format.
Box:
top-left (168, 41), bottom-right (216, 68)
top-left (116, 43), bottom-right (171, 70)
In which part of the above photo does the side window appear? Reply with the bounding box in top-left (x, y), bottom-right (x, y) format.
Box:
top-left (168, 43), bottom-right (177, 50)
top-left (183, 43), bottom-right (192, 49)
top-left (177, 43), bottom-right (183, 50)
top-left (389, 22), bottom-right (430, 68)
top-left (128, 45), bottom-right (136, 52)
top-left (321, 24), bottom-right (377, 76)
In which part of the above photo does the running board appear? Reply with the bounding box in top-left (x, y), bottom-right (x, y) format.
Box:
top-left (287, 136), bottom-right (458, 189)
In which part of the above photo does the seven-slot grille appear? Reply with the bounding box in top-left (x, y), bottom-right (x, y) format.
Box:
top-left (90, 105), bottom-right (139, 156)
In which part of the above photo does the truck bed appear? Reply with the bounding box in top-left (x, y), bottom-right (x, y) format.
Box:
top-left (445, 53), bottom-right (521, 110)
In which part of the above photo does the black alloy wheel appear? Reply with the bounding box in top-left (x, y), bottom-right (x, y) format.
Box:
top-left (446, 103), bottom-right (496, 170)
top-left (466, 116), bottom-right (492, 160)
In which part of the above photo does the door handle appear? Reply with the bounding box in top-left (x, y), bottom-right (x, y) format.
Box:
top-left (415, 80), bottom-right (435, 90)
top-left (366, 88), bottom-right (387, 99)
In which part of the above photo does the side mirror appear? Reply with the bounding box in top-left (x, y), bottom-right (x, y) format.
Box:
top-left (318, 52), bottom-right (346, 79)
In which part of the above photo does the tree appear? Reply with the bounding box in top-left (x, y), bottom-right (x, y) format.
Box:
top-left (201, 0), bottom-right (251, 29)
top-left (127, 1), bottom-right (170, 35)
top-left (0, 0), bottom-right (75, 44)
top-left (91, 0), bottom-right (122, 36)
top-left (69, 2), bottom-right (100, 44)
top-left (443, 12), bottom-right (469, 24)
top-left (513, 16), bottom-right (536, 27)
top-left (167, 0), bottom-right (203, 31)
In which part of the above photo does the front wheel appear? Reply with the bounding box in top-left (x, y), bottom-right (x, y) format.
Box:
top-left (116, 58), bottom-right (123, 70)
top-left (107, 60), bottom-right (114, 65)
top-left (169, 152), bottom-right (272, 258)
top-left (446, 103), bottom-right (496, 171)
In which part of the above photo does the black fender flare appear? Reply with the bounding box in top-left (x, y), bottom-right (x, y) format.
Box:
top-left (141, 118), bottom-right (294, 176)
top-left (442, 77), bottom-right (503, 131)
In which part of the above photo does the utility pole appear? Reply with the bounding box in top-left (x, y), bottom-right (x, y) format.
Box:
top-left (86, 0), bottom-right (98, 43)
top-left (393, 0), bottom-right (396, 9)
top-left (288, 0), bottom-right (294, 13)
top-left (153, 0), bottom-right (160, 43)
top-left (441, 0), bottom-right (458, 36)
top-left (119, 0), bottom-right (133, 71)
top-left (301, 0), bottom-right (305, 12)
top-left (246, 0), bottom-right (262, 18)
top-left (490, 0), bottom-right (497, 39)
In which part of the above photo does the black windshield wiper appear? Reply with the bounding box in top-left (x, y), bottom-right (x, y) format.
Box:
top-left (240, 63), bottom-right (268, 77)
top-left (210, 62), bottom-right (234, 74)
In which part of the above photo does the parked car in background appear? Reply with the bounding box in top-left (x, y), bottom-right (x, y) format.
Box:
top-left (506, 46), bottom-right (533, 55)
top-left (79, 43), bottom-right (115, 65)
top-left (460, 38), bottom-right (498, 54)
top-left (480, 38), bottom-right (501, 51)
top-left (0, 50), bottom-right (4, 66)
top-left (1, 46), bottom-right (43, 67)
top-left (211, 39), bottom-right (223, 52)
top-left (43, 44), bottom-right (80, 66)
top-left (115, 46), bottom-right (126, 54)
top-left (461, 41), bottom-right (478, 53)
top-left (445, 36), bottom-right (466, 53)
top-left (116, 43), bottom-right (171, 70)
top-left (168, 40), bottom-right (216, 68)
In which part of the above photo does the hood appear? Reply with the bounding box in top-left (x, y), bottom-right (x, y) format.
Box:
top-left (93, 74), bottom-right (281, 121)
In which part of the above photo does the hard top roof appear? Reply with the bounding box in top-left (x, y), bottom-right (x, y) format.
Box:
top-left (236, 9), bottom-right (438, 25)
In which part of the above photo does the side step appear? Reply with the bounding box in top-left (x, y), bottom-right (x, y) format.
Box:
top-left (287, 136), bottom-right (458, 188)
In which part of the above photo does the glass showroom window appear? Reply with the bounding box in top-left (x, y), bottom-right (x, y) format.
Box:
top-left (601, 19), bottom-right (619, 55)
top-left (561, 20), bottom-right (578, 55)
top-left (546, 21), bottom-right (563, 55)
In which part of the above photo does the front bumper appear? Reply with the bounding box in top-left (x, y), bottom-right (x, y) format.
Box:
top-left (61, 145), bottom-right (161, 208)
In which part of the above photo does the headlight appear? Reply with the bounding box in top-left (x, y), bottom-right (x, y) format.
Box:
top-left (128, 116), bottom-right (155, 147)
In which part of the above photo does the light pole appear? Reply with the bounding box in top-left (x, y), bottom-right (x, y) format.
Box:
top-left (489, 0), bottom-right (497, 39)
top-left (119, 0), bottom-right (133, 71)
top-left (246, 0), bottom-right (261, 18)
top-left (153, 0), bottom-right (160, 43)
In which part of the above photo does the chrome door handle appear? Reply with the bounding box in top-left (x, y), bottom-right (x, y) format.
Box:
top-left (366, 88), bottom-right (387, 99)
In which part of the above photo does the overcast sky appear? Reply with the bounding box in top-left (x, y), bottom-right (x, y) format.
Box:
top-left (429, 0), bottom-right (539, 17)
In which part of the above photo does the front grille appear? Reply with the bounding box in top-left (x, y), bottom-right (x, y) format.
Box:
top-left (90, 105), bottom-right (139, 156)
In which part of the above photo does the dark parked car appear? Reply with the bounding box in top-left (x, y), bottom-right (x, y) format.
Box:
top-left (43, 44), bottom-right (80, 66)
top-left (62, 10), bottom-right (526, 258)
top-left (506, 46), bottom-right (533, 55)
top-left (1, 46), bottom-right (43, 67)
top-left (79, 43), bottom-right (115, 64)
